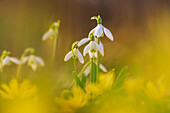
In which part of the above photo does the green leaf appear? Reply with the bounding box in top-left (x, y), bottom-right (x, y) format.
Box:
top-left (81, 74), bottom-right (86, 87)
top-left (72, 71), bottom-right (85, 91)
top-left (68, 62), bottom-right (90, 89)
top-left (113, 66), bottom-right (128, 89)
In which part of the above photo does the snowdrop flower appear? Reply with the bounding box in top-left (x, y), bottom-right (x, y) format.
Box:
top-left (22, 55), bottom-right (45, 71)
top-left (88, 15), bottom-right (114, 41)
top-left (0, 50), bottom-right (21, 68)
top-left (84, 63), bottom-right (107, 76)
top-left (64, 41), bottom-right (84, 64)
top-left (78, 37), bottom-right (90, 47)
top-left (83, 34), bottom-right (104, 58)
top-left (42, 20), bottom-right (60, 41)
top-left (2, 56), bottom-right (21, 67)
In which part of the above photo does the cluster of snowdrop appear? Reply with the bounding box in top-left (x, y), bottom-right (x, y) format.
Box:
top-left (0, 49), bottom-right (45, 83)
top-left (0, 21), bottom-right (61, 84)
top-left (64, 15), bottom-right (114, 86)
top-left (0, 21), bottom-right (60, 101)
top-left (54, 16), bottom-right (115, 112)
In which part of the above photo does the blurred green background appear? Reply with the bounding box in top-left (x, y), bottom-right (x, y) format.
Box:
top-left (0, 0), bottom-right (170, 85)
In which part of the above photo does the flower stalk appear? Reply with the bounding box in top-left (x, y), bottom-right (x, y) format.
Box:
top-left (90, 58), bottom-right (94, 83)
top-left (52, 20), bottom-right (60, 62)
top-left (16, 48), bottom-right (34, 80)
top-left (96, 38), bottom-right (100, 83)
top-left (73, 58), bottom-right (77, 77)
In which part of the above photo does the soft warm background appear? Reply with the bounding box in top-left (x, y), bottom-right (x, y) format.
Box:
top-left (0, 0), bottom-right (170, 87)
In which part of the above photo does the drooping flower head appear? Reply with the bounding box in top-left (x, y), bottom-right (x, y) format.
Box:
top-left (64, 41), bottom-right (84, 64)
top-left (83, 33), bottom-right (104, 58)
top-left (0, 50), bottom-right (21, 69)
top-left (89, 15), bottom-right (114, 41)
top-left (20, 48), bottom-right (45, 71)
top-left (42, 20), bottom-right (60, 41)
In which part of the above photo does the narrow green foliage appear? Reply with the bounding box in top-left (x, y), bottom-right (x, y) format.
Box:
top-left (81, 74), bottom-right (86, 88)
top-left (72, 71), bottom-right (85, 91)
top-left (113, 66), bottom-right (128, 89)
top-left (68, 62), bottom-right (90, 89)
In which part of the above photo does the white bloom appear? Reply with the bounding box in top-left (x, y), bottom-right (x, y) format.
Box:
top-left (42, 21), bottom-right (60, 41)
top-left (88, 24), bottom-right (114, 41)
top-left (21, 55), bottom-right (45, 71)
top-left (64, 48), bottom-right (84, 64)
top-left (2, 56), bottom-right (21, 67)
top-left (83, 41), bottom-right (104, 58)
top-left (42, 29), bottom-right (56, 41)
top-left (84, 63), bottom-right (107, 76)
top-left (78, 38), bottom-right (90, 47)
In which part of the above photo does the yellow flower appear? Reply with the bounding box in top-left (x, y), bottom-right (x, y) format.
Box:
top-left (144, 80), bottom-right (166, 100)
top-left (124, 77), bottom-right (145, 94)
top-left (86, 71), bottom-right (114, 97)
top-left (55, 87), bottom-right (89, 113)
top-left (0, 79), bottom-right (37, 100)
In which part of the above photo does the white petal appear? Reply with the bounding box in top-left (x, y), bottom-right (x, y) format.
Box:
top-left (77, 49), bottom-right (84, 64)
top-left (9, 57), bottom-right (21, 64)
top-left (100, 64), bottom-right (107, 72)
top-left (94, 52), bottom-right (97, 58)
top-left (84, 66), bottom-right (90, 76)
top-left (94, 24), bottom-right (103, 37)
top-left (90, 41), bottom-right (96, 50)
top-left (97, 42), bottom-right (104, 56)
top-left (89, 51), bottom-right (94, 58)
top-left (42, 31), bottom-right (51, 41)
top-left (83, 43), bottom-right (90, 56)
top-left (88, 27), bottom-right (96, 38)
top-left (78, 38), bottom-right (90, 47)
top-left (64, 51), bottom-right (73, 61)
top-left (31, 63), bottom-right (37, 71)
top-left (35, 56), bottom-right (45, 66)
top-left (104, 27), bottom-right (114, 41)
top-left (2, 57), bottom-right (10, 66)
top-left (22, 57), bottom-right (29, 64)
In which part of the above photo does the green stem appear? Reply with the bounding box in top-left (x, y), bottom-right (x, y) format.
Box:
top-left (90, 58), bottom-right (94, 83)
top-left (73, 58), bottom-right (78, 86)
top-left (73, 58), bottom-right (77, 76)
top-left (96, 38), bottom-right (100, 83)
top-left (52, 36), bottom-right (58, 62)
top-left (16, 64), bottom-right (21, 81)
